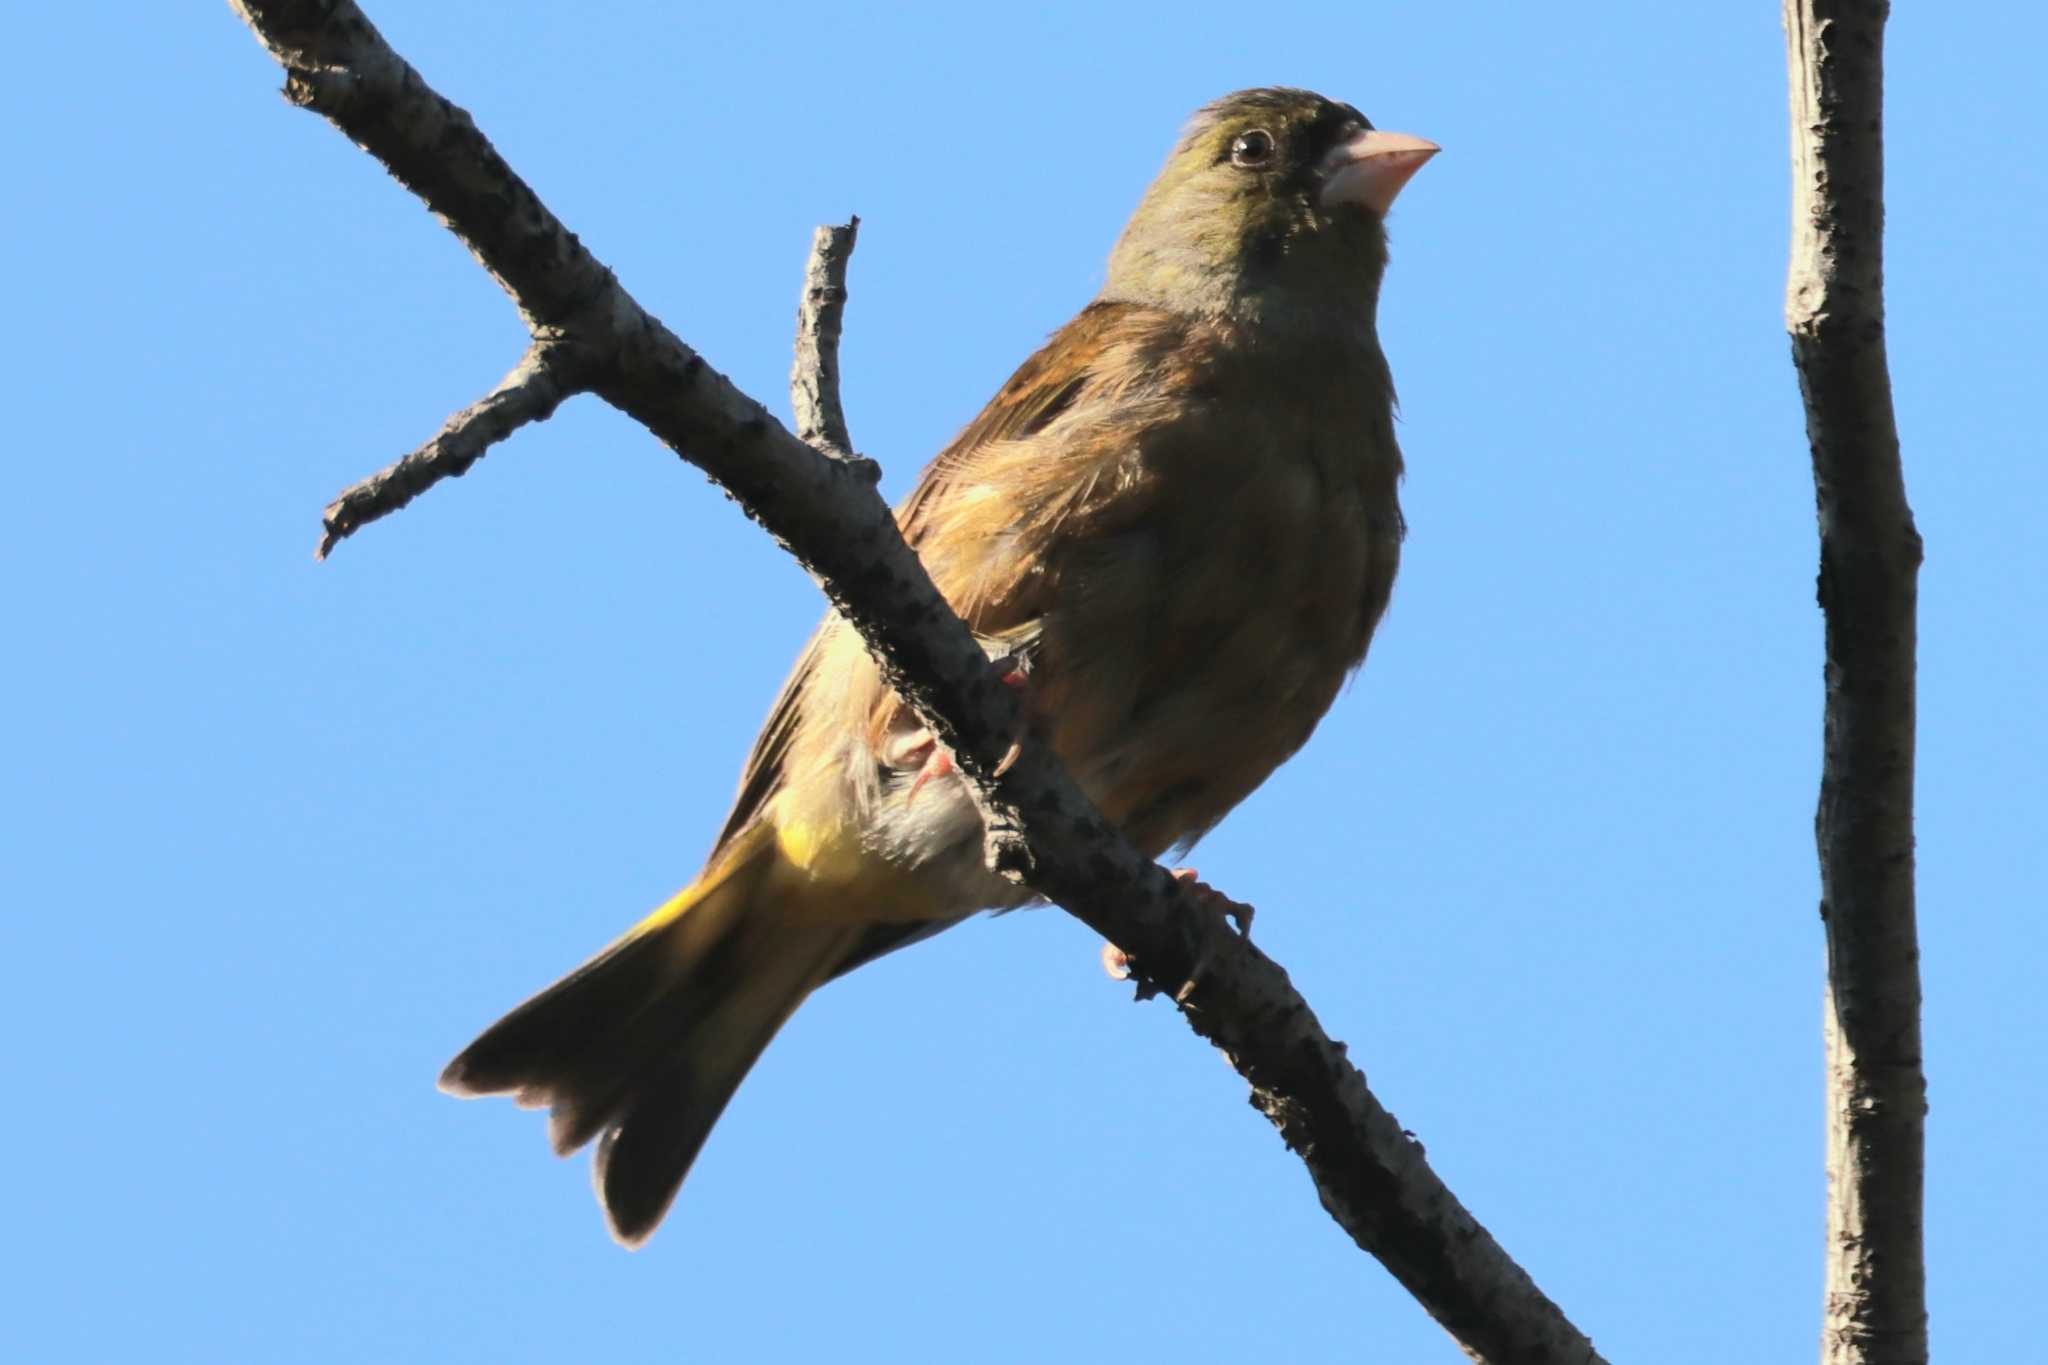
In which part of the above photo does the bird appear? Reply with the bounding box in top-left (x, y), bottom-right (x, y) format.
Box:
top-left (439, 87), bottom-right (1436, 1247)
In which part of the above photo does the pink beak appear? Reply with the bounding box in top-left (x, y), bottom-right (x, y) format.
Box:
top-left (1319, 128), bottom-right (1440, 216)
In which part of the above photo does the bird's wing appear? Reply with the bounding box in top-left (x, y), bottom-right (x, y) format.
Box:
top-left (706, 627), bottom-right (824, 857)
top-left (708, 300), bottom-right (1171, 863)
top-left (895, 300), bottom-right (1185, 635)
top-left (894, 303), bottom-right (1125, 554)
top-left (707, 300), bottom-right (1184, 868)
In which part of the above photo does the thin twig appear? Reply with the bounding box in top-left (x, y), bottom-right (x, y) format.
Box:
top-left (317, 338), bottom-right (587, 558)
top-left (790, 218), bottom-right (862, 460)
top-left (231, 4), bottom-right (1602, 1359)
top-left (1782, 3), bottom-right (1927, 1363)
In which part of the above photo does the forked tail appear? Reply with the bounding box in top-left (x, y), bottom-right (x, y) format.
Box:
top-left (439, 824), bottom-right (859, 1246)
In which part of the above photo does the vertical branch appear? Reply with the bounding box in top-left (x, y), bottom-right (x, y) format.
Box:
top-left (1782, 4), bottom-right (1927, 1364)
top-left (791, 217), bottom-right (861, 457)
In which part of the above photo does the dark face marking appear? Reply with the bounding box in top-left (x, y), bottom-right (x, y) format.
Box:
top-left (1207, 90), bottom-right (1373, 205)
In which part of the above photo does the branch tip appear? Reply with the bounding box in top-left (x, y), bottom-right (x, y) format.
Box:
top-left (315, 340), bottom-right (585, 559)
top-left (791, 217), bottom-right (862, 461)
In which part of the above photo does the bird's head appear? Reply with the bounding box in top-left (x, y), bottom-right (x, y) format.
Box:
top-left (1102, 88), bottom-right (1436, 328)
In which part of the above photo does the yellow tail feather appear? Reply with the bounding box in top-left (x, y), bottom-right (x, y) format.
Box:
top-left (439, 822), bottom-right (863, 1246)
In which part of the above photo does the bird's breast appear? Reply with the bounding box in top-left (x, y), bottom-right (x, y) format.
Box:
top-left (1038, 364), bottom-right (1404, 855)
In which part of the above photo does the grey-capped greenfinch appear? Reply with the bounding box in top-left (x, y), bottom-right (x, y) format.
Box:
top-left (441, 87), bottom-right (1436, 1246)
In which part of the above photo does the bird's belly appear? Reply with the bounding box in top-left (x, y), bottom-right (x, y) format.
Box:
top-left (1043, 460), bottom-right (1400, 856)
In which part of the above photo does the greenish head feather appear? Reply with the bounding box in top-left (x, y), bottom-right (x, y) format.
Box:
top-left (1102, 88), bottom-right (1390, 329)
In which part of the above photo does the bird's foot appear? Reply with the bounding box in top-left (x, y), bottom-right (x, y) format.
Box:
top-left (1101, 868), bottom-right (1255, 1003)
top-left (1171, 866), bottom-right (1254, 939)
top-left (1167, 868), bottom-right (1253, 1003)
top-left (903, 746), bottom-right (956, 804)
top-left (903, 654), bottom-right (1032, 804)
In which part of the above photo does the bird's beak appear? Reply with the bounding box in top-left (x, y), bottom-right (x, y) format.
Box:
top-left (1319, 129), bottom-right (1439, 216)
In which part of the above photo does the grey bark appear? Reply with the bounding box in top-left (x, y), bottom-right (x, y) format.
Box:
top-left (790, 218), bottom-right (863, 461)
top-left (1781, 4), bottom-right (1929, 1363)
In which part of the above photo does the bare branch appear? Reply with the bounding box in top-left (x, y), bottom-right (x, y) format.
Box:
top-left (230, 0), bottom-right (614, 331)
top-left (790, 218), bottom-right (863, 459)
top-left (1782, 3), bottom-right (1927, 1363)
top-left (232, 3), bottom-right (1603, 1358)
top-left (316, 339), bottom-right (587, 558)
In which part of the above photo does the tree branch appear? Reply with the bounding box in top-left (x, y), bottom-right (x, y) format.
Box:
top-left (790, 218), bottom-right (863, 460)
top-left (232, 3), bottom-right (1603, 1358)
top-left (316, 337), bottom-right (588, 558)
top-left (1782, 4), bottom-right (1927, 1364)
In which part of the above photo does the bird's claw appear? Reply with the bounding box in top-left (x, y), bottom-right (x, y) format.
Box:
top-left (1171, 869), bottom-right (1256, 1003)
top-left (904, 746), bottom-right (955, 804)
top-left (903, 653), bottom-right (1032, 805)
top-left (1173, 866), bottom-right (1254, 939)
top-left (1101, 868), bottom-right (1254, 1004)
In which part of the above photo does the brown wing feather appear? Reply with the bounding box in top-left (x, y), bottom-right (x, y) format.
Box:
top-left (710, 302), bottom-right (1166, 863)
top-left (705, 630), bottom-right (821, 860)
top-left (898, 301), bottom-right (1141, 553)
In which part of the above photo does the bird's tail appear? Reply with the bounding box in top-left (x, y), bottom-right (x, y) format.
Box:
top-left (439, 822), bottom-right (860, 1246)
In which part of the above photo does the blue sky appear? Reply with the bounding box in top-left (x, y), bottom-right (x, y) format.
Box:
top-left (5, 3), bottom-right (2042, 1361)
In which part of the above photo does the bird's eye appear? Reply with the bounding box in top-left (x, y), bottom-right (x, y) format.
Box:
top-left (1229, 129), bottom-right (1275, 168)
